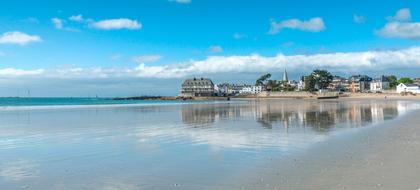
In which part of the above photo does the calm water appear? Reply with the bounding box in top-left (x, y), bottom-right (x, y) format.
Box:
top-left (0, 99), bottom-right (419, 190)
top-left (0, 97), bottom-right (207, 107)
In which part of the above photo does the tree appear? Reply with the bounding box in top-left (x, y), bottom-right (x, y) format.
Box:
top-left (398, 77), bottom-right (413, 84)
top-left (282, 83), bottom-right (296, 91)
top-left (255, 73), bottom-right (272, 86)
top-left (266, 79), bottom-right (279, 91)
top-left (388, 75), bottom-right (398, 88)
top-left (310, 69), bottom-right (333, 90)
top-left (304, 75), bottom-right (316, 91)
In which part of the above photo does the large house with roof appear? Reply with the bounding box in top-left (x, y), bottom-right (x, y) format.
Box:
top-left (396, 83), bottom-right (420, 94)
top-left (370, 75), bottom-right (390, 92)
top-left (181, 77), bottom-right (215, 97)
top-left (348, 75), bottom-right (372, 92)
top-left (328, 76), bottom-right (350, 92)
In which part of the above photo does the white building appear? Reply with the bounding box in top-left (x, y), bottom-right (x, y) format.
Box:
top-left (239, 86), bottom-right (263, 94)
top-left (287, 80), bottom-right (299, 88)
top-left (297, 76), bottom-right (305, 91)
top-left (396, 83), bottom-right (420, 94)
top-left (370, 76), bottom-right (390, 92)
top-left (216, 83), bottom-right (249, 96)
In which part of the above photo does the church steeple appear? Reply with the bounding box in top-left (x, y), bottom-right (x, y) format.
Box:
top-left (282, 68), bottom-right (288, 82)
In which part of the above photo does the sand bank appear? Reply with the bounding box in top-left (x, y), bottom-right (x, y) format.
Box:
top-left (219, 108), bottom-right (420, 190)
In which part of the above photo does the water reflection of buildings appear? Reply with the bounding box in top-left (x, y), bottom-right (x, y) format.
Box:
top-left (181, 100), bottom-right (412, 131)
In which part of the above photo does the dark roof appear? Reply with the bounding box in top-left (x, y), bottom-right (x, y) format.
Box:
top-left (349, 75), bottom-right (372, 82)
top-left (182, 77), bottom-right (214, 86)
top-left (403, 83), bottom-right (419, 87)
top-left (373, 75), bottom-right (390, 82)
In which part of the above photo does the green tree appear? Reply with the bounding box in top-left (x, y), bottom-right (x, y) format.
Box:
top-left (266, 79), bottom-right (279, 91)
top-left (255, 73), bottom-right (272, 86)
top-left (388, 75), bottom-right (398, 88)
top-left (304, 75), bottom-right (316, 91)
top-left (282, 84), bottom-right (296, 91)
top-left (310, 69), bottom-right (333, 90)
top-left (398, 77), bottom-right (413, 84)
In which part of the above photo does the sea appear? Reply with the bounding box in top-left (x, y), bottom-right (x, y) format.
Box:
top-left (0, 97), bottom-right (204, 107)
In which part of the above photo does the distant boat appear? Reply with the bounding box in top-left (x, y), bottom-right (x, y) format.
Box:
top-left (317, 95), bottom-right (339, 99)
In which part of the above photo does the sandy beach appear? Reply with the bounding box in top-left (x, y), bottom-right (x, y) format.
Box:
top-left (224, 103), bottom-right (420, 190)
top-left (1, 98), bottom-right (419, 190)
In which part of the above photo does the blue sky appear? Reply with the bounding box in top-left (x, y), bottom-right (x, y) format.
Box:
top-left (0, 0), bottom-right (420, 96)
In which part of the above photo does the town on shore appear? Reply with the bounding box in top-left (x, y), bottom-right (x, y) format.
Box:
top-left (179, 69), bottom-right (420, 99)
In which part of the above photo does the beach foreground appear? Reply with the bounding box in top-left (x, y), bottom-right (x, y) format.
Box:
top-left (0, 98), bottom-right (419, 190)
top-left (226, 108), bottom-right (420, 190)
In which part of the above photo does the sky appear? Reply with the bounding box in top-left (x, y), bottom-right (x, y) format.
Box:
top-left (0, 0), bottom-right (420, 97)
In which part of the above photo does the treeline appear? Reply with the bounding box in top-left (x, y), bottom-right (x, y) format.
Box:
top-left (255, 69), bottom-right (415, 92)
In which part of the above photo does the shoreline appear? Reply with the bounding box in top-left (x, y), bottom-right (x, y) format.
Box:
top-left (109, 92), bottom-right (420, 102)
top-left (220, 108), bottom-right (420, 190)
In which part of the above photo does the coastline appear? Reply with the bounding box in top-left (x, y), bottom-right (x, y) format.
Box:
top-left (109, 92), bottom-right (420, 102)
top-left (233, 92), bottom-right (420, 100)
top-left (220, 106), bottom-right (420, 190)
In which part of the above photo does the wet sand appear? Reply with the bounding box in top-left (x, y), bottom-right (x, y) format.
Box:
top-left (228, 108), bottom-right (420, 190)
top-left (1, 99), bottom-right (419, 190)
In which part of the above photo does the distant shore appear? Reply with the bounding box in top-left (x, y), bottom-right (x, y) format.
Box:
top-left (111, 92), bottom-right (420, 102)
top-left (244, 91), bottom-right (420, 99)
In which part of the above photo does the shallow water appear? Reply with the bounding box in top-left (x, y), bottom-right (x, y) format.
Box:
top-left (0, 97), bottom-right (215, 107)
top-left (0, 99), bottom-right (419, 190)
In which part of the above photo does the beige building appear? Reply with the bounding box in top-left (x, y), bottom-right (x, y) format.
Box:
top-left (348, 75), bottom-right (372, 92)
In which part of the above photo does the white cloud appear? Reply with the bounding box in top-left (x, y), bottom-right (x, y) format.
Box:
top-left (69, 14), bottom-right (83, 22)
top-left (269, 17), bottom-right (325, 34)
top-left (387, 8), bottom-right (411, 22)
top-left (0, 68), bottom-right (44, 77)
top-left (169, 0), bottom-right (191, 4)
top-left (90, 18), bottom-right (141, 30)
top-left (51, 17), bottom-right (63, 29)
top-left (233, 33), bottom-right (246, 39)
top-left (208, 45), bottom-right (223, 53)
top-left (353, 14), bottom-right (366, 24)
top-left (1, 47), bottom-right (420, 79)
top-left (131, 55), bottom-right (162, 63)
top-left (377, 22), bottom-right (420, 39)
top-left (377, 8), bottom-right (420, 40)
top-left (0, 31), bottom-right (42, 45)
top-left (51, 17), bottom-right (80, 32)
top-left (132, 47), bottom-right (420, 78)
